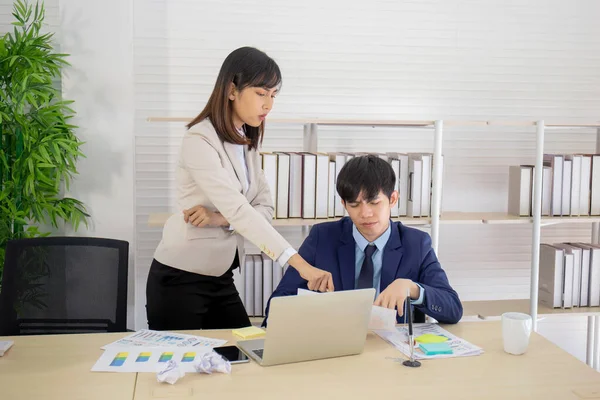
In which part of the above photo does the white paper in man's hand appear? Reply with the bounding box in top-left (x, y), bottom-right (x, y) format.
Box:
top-left (368, 306), bottom-right (397, 330)
top-left (297, 288), bottom-right (318, 296)
top-left (297, 289), bottom-right (397, 330)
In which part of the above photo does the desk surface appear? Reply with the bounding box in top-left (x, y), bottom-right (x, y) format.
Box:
top-left (0, 331), bottom-right (135, 400)
top-left (1, 322), bottom-right (599, 400)
top-left (134, 321), bottom-right (600, 400)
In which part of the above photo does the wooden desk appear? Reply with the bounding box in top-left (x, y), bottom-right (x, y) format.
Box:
top-left (462, 299), bottom-right (600, 369)
top-left (134, 322), bottom-right (600, 400)
top-left (1, 323), bottom-right (598, 400)
top-left (0, 332), bottom-right (135, 400)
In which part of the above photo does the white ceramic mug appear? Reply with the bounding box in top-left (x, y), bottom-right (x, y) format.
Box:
top-left (501, 312), bottom-right (532, 355)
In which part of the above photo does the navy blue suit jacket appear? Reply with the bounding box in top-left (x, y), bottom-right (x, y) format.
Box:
top-left (264, 218), bottom-right (463, 325)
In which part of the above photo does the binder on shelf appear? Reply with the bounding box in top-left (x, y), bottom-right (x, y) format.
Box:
top-left (407, 156), bottom-right (422, 217)
top-left (261, 152), bottom-right (278, 217)
top-left (329, 153), bottom-right (348, 217)
top-left (253, 255), bottom-right (263, 317)
top-left (544, 242), bottom-right (600, 308)
top-left (288, 153), bottom-right (303, 218)
top-left (587, 245), bottom-right (600, 307)
top-left (591, 155), bottom-right (600, 215)
top-left (388, 152), bottom-right (409, 216)
top-left (538, 244), bottom-right (564, 309)
top-left (554, 244), bottom-right (579, 308)
top-left (300, 153), bottom-right (317, 219)
top-left (274, 152), bottom-right (290, 219)
top-left (563, 252), bottom-right (574, 309)
top-left (315, 153), bottom-right (329, 219)
top-left (328, 161), bottom-right (336, 218)
top-left (508, 165), bottom-right (533, 217)
top-left (568, 243), bottom-right (590, 307)
top-left (420, 153), bottom-right (432, 217)
top-left (561, 159), bottom-right (572, 216)
top-left (567, 155), bottom-right (582, 216)
top-left (543, 154), bottom-right (563, 216)
top-left (541, 166), bottom-right (552, 216)
top-left (580, 155), bottom-right (592, 216)
top-left (240, 254), bottom-right (288, 317)
top-left (577, 243), bottom-right (600, 307)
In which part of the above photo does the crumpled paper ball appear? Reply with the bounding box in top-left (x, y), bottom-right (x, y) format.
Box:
top-left (155, 351), bottom-right (232, 385)
top-left (194, 351), bottom-right (232, 374)
top-left (156, 360), bottom-right (185, 384)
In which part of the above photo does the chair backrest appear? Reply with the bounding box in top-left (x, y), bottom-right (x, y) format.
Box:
top-left (0, 237), bottom-right (128, 335)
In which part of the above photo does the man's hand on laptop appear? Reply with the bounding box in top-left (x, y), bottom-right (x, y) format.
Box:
top-left (374, 279), bottom-right (420, 316)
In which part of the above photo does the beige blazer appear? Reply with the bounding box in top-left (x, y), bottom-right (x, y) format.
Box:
top-left (153, 119), bottom-right (291, 276)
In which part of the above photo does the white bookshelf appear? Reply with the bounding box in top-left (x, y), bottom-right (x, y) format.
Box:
top-left (148, 210), bottom-right (600, 227)
top-left (146, 117), bottom-right (600, 368)
top-left (463, 299), bottom-right (600, 319)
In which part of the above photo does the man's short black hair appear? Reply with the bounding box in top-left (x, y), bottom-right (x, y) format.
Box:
top-left (336, 155), bottom-right (396, 203)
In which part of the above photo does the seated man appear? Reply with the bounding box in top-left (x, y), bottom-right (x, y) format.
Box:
top-left (264, 155), bottom-right (463, 325)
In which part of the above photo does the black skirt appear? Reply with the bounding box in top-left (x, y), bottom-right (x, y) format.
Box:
top-left (145, 252), bottom-right (251, 330)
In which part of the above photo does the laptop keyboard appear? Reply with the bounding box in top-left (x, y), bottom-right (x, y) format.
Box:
top-left (253, 349), bottom-right (264, 359)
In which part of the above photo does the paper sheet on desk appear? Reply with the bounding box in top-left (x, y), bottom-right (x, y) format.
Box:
top-left (297, 289), bottom-right (397, 331)
top-left (101, 329), bottom-right (227, 350)
top-left (373, 323), bottom-right (484, 360)
top-left (91, 346), bottom-right (214, 373)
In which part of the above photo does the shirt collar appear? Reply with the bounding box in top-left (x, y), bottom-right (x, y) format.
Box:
top-left (352, 221), bottom-right (392, 253)
top-left (236, 126), bottom-right (246, 137)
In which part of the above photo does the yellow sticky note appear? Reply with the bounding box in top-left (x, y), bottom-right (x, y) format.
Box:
top-left (415, 333), bottom-right (449, 344)
top-left (232, 326), bottom-right (266, 340)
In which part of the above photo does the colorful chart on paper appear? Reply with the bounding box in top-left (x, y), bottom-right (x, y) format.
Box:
top-left (92, 346), bottom-right (214, 373)
top-left (100, 329), bottom-right (227, 350)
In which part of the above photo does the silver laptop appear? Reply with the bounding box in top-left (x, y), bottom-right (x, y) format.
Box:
top-left (237, 288), bottom-right (375, 366)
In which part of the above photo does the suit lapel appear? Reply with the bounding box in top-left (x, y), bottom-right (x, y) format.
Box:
top-left (337, 221), bottom-right (356, 290)
top-left (222, 141), bottom-right (248, 194)
top-left (380, 222), bottom-right (403, 290)
top-left (244, 146), bottom-right (256, 197)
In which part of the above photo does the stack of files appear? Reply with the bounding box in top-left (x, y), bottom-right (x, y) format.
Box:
top-left (539, 243), bottom-right (600, 308)
top-left (508, 154), bottom-right (600, 217)
top-left (236, 254), bottom-right (285, 317)
top-left (261, 151), bottom-right (437, 220)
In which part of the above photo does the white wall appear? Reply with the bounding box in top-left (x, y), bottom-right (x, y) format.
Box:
top-left (1, 0), bottom-right (136, 329)
top-left (58, 0), bottom-right (136, 328)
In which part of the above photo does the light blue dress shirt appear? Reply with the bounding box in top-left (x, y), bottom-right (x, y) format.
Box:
top-left (353, 223), bottom-right (424, 304)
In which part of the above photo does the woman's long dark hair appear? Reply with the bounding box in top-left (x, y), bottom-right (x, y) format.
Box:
top-left (187, 47), bottom-right (282, 150)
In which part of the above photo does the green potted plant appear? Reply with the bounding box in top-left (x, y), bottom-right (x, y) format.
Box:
top-left (0, 0), bottom-right (88, 289)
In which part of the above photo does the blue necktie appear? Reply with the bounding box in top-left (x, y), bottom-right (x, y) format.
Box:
top-left (357, 244), bottom-right (376, 289)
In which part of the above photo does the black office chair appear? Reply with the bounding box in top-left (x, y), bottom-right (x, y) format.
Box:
top-left (0, 237), bottom-right (128, 335)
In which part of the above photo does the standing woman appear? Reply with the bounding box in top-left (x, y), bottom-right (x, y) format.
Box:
top-left (146, 47), bottom-right (333, 330)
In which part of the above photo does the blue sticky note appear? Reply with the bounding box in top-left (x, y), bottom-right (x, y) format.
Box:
top-left (419, 342), bottom-right (453, 355)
